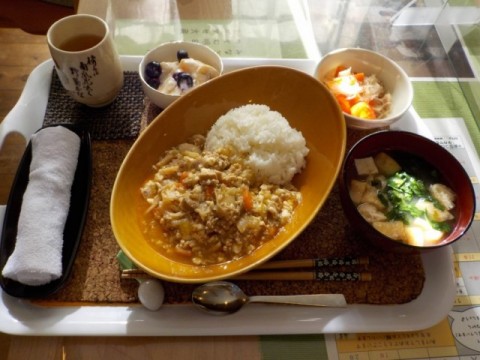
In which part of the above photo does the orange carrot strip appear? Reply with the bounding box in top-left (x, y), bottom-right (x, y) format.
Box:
top-left (242, 188), bottom-right (253, 211)
top-left (205, 184), bottom-right (215, 200)
top-left (335, 65), bottom-right (347, 77)
top-left (354, 72), bottom-right (365, 82)
top-left (335, 94), bottom-right (352, 114)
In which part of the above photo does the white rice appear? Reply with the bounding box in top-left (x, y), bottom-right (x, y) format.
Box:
top-left (205, 104), bottom-right (309, 185)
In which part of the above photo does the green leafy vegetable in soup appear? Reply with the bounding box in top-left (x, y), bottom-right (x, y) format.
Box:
top-left (349, 152), bottom-right (456, 246)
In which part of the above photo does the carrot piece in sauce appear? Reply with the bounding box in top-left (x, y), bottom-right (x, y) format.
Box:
top-left (242, 188), bottom-right (254, 211)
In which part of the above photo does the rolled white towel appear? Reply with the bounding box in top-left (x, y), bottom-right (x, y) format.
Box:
top-left (2, 126), bottom-right (81, 286)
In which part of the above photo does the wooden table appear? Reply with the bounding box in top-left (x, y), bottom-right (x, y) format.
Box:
top-left (1, 1), bottom-right (478, 359)
top-left (0, 3), bottom-right (274, 358)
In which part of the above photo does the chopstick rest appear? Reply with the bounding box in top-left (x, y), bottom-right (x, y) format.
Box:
top-left (1, 126), bottom-right (81, 286)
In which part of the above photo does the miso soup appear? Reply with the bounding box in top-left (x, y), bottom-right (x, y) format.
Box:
top-left (348, 151), bottom-right (457, 246)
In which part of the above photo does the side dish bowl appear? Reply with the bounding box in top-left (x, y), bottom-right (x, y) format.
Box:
top-left (315, 48), bottom-right (413, 130)
top-left (339, 130), bottom-right (475, 253)
top-left (111, 65), bottom-right (346, 283)
top-left (139, 41), bottom-right (223, 109)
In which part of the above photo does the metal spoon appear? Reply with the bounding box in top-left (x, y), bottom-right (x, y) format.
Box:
top-left (191, 281), bottom-right (347, 315)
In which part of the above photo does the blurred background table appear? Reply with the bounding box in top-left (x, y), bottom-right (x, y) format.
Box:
top-left (1, 1), bottom-right (480, 359)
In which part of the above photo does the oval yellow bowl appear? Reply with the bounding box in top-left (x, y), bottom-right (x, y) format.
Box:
top-left (110, 65), bottom-right (346, 283)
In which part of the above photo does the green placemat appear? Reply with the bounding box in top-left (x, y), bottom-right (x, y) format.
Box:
top-left (460, 25), bottom-right (480, 69)
top-left (113, 19), bottom-right (307, 59)
top-left (412, 80), bottom-right (480, 155)
top-left (111, 0), bottom-right (310, 60)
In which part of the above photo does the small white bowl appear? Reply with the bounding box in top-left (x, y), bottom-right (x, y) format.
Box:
top-left (315, 48), bottom-right (413, 130)
top-left (139, 41), bottom-right (223, 109)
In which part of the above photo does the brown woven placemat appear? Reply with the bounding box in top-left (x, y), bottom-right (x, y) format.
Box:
top-left (35, 120), bottom-right (425, 306)
top-left (33, 69), bottom-right (426, 306)
top-left (43, 69), bottom-right (144, 140)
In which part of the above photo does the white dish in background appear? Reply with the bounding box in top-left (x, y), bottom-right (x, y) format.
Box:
top-left (139, 41), bottom-right (224, 109)
top-left (315, 48), bottom-right (413, 130)
top-left (0, 57), bottom-right (455, 336)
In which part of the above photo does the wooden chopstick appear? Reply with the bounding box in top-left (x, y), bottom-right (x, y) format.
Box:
top-left (231, 271), bottom-right (372, 282)
top-left (121, 256), bottom-right (371, 281)
top-left (121, 269), bottom-right (152, 280)
top-left (257, 256), bottom-right (369, 270)
top-left (121, 269), bottom-right (372, 282)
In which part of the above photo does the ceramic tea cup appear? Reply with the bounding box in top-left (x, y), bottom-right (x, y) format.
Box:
top-left (47, 14), bottom-right (123, 107)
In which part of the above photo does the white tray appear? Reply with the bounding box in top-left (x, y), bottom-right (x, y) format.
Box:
top-left (0, 57), bottom-right (455, 336)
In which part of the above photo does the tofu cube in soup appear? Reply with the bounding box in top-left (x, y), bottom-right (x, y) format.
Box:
top-left (429, 183), bottom-right (456, 210)
top-left (373, 221), bottom-right (406, 241)
top-left (354, 157), bottom-right (378, 176)
top-left (374, 152), bottom-right (401, 176)
top-left (360, 183), bottom-right (385, 209)
top-left (357, 203), bottom-right (387, 222)
top-left (405, 218), bottom-right (443, 246)
top-left (349, 179), bottom-right (367, 205)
